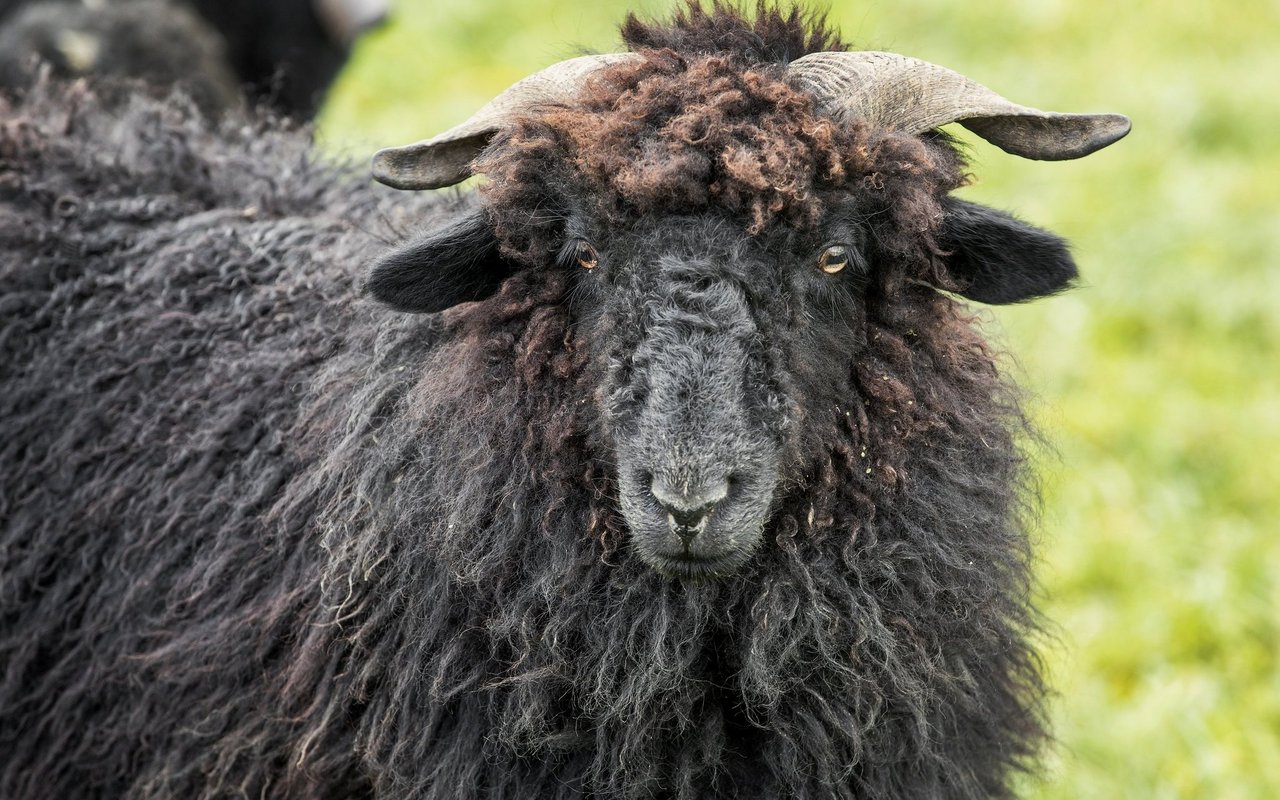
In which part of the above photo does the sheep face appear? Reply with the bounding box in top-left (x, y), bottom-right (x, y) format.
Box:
top-left (562, 208), bottom-right (877, 579)
top-left (370, 179), bottom-right (1078, 585)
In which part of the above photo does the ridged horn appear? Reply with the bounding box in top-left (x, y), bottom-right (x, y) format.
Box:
top-left (372, 52), bottom-right (642, 190)
top-left (786, 51), bottom-right (1131, 160)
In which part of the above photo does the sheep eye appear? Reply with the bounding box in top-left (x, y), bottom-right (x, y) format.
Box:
top-left (575, 240), bottom-right (599, 270)
top-left (818, 245), bottom-right (850, 274)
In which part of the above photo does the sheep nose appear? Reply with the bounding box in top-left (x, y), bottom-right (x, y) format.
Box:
top-left (651, 477), bottom-right (729, 544)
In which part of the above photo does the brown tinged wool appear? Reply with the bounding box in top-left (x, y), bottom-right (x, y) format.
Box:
top-left (1, 4), bottom-right (1063, 799)
top-left (478, 32), bottom-right (968, 288)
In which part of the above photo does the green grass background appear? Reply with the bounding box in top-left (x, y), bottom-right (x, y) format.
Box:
top-left (319, 2), bottom-right (1280, 796)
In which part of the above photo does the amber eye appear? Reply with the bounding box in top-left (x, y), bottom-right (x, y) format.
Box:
top-left (818, 245), bottom-right (850, 274)
top-left (575, 240), bottom-right (599, 270)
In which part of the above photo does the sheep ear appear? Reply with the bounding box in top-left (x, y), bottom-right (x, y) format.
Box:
top-left (937, 197), bottom-right (1078, 304)
top-left (366, 207), bottom-right (514, 313)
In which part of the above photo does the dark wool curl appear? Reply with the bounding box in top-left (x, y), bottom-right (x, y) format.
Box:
top-left (620, 0), bottom-right (848, 65)
top-left (479, 41), bottom-right (966, 269)
top-left (2, 5), bottom-right (1058, 800)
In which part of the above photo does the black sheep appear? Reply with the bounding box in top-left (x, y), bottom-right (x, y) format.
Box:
top-left (185, 0), bottom-right (388, 117)
top-left (0, 0), bottom-right (243, 115)
top-left (0, 4), bottom-right (1129, 798)
top-left (0, 0), bottom-right (386, 117)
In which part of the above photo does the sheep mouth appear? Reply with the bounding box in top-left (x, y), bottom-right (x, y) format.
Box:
top-left (643, 548), bottom-right (752, 582)
top-left (622, 497), bottom-right (766, 582)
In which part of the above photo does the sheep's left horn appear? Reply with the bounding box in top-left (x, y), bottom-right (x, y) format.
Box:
top-left (787, 51), bottom-right (1130, 160)
top-left (372, 52), bottom-right (641, 190)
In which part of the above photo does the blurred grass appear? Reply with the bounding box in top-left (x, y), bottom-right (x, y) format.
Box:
top-left (319, 1), bottom-right (1280, 797)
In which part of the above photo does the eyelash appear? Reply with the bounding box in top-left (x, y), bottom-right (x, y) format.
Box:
top-left (558, 237), bottom-right (599, 271)
top-left (814, 241), bottom-right (868, 279)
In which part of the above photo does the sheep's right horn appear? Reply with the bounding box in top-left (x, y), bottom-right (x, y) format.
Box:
top-left (787, 51), bottom-right (1131, 160)
top-left (372, 52), bottom-right (641, 190)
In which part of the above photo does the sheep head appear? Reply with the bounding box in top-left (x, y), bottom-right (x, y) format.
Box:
top-left (366, 38), bottom-right (1128, 581)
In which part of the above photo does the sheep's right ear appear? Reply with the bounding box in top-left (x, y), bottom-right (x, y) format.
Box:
top-left (366, 207), bottom-right (515, 313)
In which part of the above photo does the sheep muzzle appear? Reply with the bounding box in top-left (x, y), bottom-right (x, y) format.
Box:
top-left (601, 259), bottom-right (782, 581)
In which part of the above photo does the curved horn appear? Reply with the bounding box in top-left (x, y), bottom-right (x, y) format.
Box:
top-left (372, 52), bottom-right (641, 190)
top-left (787, 51), bottom-right (1130, 161)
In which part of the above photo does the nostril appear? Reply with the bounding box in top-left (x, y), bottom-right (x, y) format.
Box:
top-left (725, 472), bottom-right (744, 494)
top-left (667, 505), bottom-right (710, 529)
top-left (668, 517), bottom-right (704, 546)
top-left (650, 475), bottom-right (729, 543)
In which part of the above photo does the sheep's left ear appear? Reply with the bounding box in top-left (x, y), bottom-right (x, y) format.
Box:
top-left (937, 196), bottom-right (1078, 304)
top-left (366, 206), bottom-right (515, 313)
